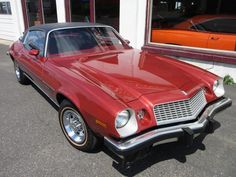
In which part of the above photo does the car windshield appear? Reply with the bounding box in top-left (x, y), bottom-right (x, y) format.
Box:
top-left (47, 27), bottom-right (130, 57)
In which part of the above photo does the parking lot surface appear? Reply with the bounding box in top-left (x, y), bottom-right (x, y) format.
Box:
top-left (0, 43), bottom-right (236, 177)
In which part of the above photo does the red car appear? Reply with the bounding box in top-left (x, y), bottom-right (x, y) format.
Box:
top-left (8, 23), bottom-right (231, 157)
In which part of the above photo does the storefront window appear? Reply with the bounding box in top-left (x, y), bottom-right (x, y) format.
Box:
top-left (0, 1), bottom-right (12, 15)
top-left (150, 0), bottom-right (236, 52)
top-left (95, 0), bottom-right (119, 31)
top-left (23, 0), bottom-right (57, 27)
top-left (43, 0), bottom-right (57, 23)
top-left (25, 0), bottom-right (43, 26)
top-left (70, 0), bottom-right (90, 22)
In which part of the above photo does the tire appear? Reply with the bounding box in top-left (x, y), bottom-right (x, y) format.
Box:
top-left (14, 60), bottom-right (30, 85)
top-left (59, 100), bottom-right (101, 152)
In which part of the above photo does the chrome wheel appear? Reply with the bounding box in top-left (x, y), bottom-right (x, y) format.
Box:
top-left (62, 109), bottom-right (87, 144)
top-left (15, 62), bottom-right (20, 79)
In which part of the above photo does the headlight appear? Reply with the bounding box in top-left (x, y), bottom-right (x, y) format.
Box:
top-left (213, 78), bottom-right (225, 97)
top-left (115, 109), bottom-right (138, 138)
top-left (115, 110), bottom-right (130, 128)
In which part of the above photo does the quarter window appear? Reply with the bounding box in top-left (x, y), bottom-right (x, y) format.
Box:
top-left (24, 30), bottom-right (46, 56)
top-left (197, 19), bottom-right (236, 34)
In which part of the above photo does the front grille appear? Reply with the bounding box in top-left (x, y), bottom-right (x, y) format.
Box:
top-left (153, 90), bottom-right (207, 125)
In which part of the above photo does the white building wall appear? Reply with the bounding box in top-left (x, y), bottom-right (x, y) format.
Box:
top-left (0, 0), bottom-right (24, 41)
top-left (119, 0), bottom-right (147, 49)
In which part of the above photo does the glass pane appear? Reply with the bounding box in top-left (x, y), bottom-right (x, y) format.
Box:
top-left (25, 30), bottom-right (46, 56)
top-left (47, 27), bottom-right (129, 57)
top-left (70, 0), bottom-right (90, 22)
top-left (26, 0), bottom-right (42, 27)
top-left (43, 0), bottom-right (57, 23)
top-left (0, 2), bottom-right (12, 14)
top-left (150, 0), bottom-right (236, 52)
top-left (95, 0), bottom-right (119, 31)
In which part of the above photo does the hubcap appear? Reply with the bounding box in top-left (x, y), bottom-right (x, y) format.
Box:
top-left (63, 110), bottom-right (86, 144)
top-left (15, 63), bottom-right (20, 79)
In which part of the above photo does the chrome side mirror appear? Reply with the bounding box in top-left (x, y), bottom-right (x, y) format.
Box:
top-left (125, 39), bottom-right (130, 44)
top-left (19, 36), bottom-right (23, 42)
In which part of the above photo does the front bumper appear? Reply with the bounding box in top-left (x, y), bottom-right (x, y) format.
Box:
top-left (104, 97), bottom-right (232, 156)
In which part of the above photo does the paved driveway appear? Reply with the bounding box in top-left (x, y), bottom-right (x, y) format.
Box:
top-left (0, 43), bottom-right (235, 177)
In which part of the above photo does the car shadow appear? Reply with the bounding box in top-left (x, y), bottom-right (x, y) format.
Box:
top-left (29, 81), bottom-right (222, 176)
top-left (102, 121), bottom-right (221, 176)
top-left (31, 83), bottom-right (59, 111)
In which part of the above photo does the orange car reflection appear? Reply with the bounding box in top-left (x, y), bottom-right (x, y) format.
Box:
top-left (151, 15), bottom-right (236, 51)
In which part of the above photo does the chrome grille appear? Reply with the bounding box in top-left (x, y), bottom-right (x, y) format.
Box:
top-left (153, 90), bottom-right (207, 125)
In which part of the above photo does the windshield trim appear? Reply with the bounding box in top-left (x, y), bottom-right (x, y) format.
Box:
top-left (44, 25), bottom-right (130, 58)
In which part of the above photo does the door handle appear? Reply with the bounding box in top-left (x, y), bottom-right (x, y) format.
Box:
top-left (210, 36), bottom-right (219, 40)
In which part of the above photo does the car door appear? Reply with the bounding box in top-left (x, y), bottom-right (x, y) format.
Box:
top-left (20, 30), bottom-right (46, 87)
top-left (199, 18), bottom-right (236, 51)
top-left (208, 33), bottom-right (236, 51)
top-left (151, 29), bottom-right (209, 49)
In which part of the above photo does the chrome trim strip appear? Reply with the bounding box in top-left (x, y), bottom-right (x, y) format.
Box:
top-left (104, 97), bottom-right (232, 154)
top-left (23, 73), bottom-right (59, 107)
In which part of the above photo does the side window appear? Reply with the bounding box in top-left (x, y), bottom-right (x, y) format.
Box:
top-left (198, 19), bottom-right (222, 32)
top-left (24, 30), bottom-right (46, 56)
top-left (196, 19), bottom-right (236, 34)
top-left (212, 19), bottom-right (236, 34)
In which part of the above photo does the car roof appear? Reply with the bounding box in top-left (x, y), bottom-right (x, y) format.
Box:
top-left (29, 22), bottom-right (109, 33)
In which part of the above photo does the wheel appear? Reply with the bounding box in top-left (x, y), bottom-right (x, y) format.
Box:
top-left (59, 100), bottom-right (101, 152)
top-left (14, 60), bottom-right (30, 85)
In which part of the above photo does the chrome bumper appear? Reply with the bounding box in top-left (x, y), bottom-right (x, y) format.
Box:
top-left (104, 97), bottom-right (232, 156)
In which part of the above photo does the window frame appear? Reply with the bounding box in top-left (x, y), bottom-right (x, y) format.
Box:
top-left (144, 0), bottom-right (236, 65)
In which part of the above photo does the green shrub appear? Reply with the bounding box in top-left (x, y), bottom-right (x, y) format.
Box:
top-left (223, 75), bottom-right (235, 85)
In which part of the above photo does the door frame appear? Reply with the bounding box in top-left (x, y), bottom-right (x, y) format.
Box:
top-left (21, 0), bottom-right (44, 30)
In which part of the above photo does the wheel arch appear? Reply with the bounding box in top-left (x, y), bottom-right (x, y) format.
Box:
top-left (9, 54), bottom-right (15, 62)
top-left (56, 92), bottom-right (79, 108)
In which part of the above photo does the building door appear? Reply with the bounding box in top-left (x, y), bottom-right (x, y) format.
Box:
top-left (70, 0), bottom-right (90, 22)
top-left (95, 0), bottom-right (119, 31)
top-left (67, 0), bottom-right (120, 31)
top-left (21, 0), bottom-right (57, 28)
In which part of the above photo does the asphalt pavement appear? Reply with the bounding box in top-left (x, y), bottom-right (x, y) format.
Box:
top-left (0, 43), bottom-right (236, 177)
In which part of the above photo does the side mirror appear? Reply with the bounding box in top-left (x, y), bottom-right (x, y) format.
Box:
top-left (29, 49), bottom-right (39, 56)
top-left (125, 39), bottom-right (130, 44)
top-left (19, 36), bottom-right (23, 42)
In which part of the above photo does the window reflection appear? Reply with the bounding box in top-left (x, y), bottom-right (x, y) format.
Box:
top-left (0, 2), bottom-right (11, 14)
top-left (43, 0), bottom-right (57, 23)
top-left (70, 0), bottom-right (90, 22)
top-left (26, 0), bottom-right (42, 26)
top-left (95, 0), bottom-right (119, 31)
top-left (150, 0), bottom-right (236, 52)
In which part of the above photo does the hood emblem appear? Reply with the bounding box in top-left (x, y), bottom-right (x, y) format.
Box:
top-left (181, 91), bottom-right (187, 95)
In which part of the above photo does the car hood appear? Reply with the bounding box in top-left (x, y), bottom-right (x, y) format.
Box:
top-left (58, 49), bottom-right (206, 103)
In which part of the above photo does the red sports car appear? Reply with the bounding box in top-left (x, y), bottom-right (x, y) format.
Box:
top-left (8, 23), bottom-right (231, 157)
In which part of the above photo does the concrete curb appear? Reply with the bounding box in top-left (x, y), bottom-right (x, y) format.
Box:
top-left (0, 39), bottom-right (13, 46)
